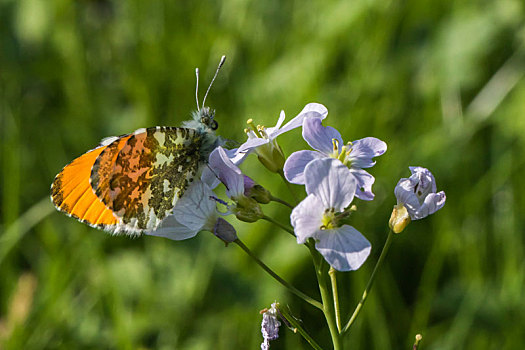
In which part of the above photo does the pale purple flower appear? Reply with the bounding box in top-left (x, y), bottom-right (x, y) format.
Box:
top-left (146, 180), bottom-right (237, 242)
top-left (238, 103), bottom-right (328, 154)
top-left (261, 303), bottom-right (281, 350)
top-left (231, 103), bottom-right (328, 173)
top-left (208, 146), bottom-right (264, 222)
top-left (394, 166), bottom-right (446, 220)
top-left (208, 146), bottom-right (255, 199)
top-left (284, 117), bottom-right (387, 200)
top-left (291, 158), bottom-right (371, 271)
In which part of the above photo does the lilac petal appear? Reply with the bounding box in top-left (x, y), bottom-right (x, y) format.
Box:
top-left (291, 194), bottom-right (324, 244)
top-left (147, 180), bottom-right (216, 240)
top-left (412, 191), bottom-right (446, 220)
top-left (272, 103), bottom-right (328, 138)
top-left (224, 147), bottom-right (249, 166)
top-left (209, 147), bottom-right (244, 198)
top-left (201, 166), bottom-right (221, 190)
top-left (394, 177), bottom-right (422, 215)
top-left (237, 137), bottom-right (269, 153)
top-left (298, 102), bottom-right (328, 118)
top-left (146, 215), bottom-right (199, 241)
top-left (173, 180), bottom-right (217, 230)
top-left (350, 168), bottom-right (375, 201)
top-left (283, 150), bottom-right (324, 184)
top-left (265, 110), bottom-right (286, 135)
top-left (409, 166), bottom-right (437, 196)
top-left (349, 137), bottom-right (387, 169)
top-left (303, 117), bottom-right (343, 154)
top-left (304, 158), bottom-right (356, 211)
top-left (315, 225), bottom-right (371, 271)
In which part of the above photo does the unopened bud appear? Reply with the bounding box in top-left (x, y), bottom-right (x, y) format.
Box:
top-left (255, 142), bottom-right (286, 173)
top-left (234, 196), bottom-right (264, 223)
top-left (213, 218), bottom-right (238, 245)
top-left (389, 204), bottom-right (411, 233)
top-left (246, 184), bottom-right (271, 204)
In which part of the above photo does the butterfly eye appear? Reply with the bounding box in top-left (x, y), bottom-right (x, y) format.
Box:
top-left (210, 120), bottom-right (218, 130)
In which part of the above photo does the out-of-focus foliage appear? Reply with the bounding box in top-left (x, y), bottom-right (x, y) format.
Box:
top-left (1, 0), bottom-right (524, 349)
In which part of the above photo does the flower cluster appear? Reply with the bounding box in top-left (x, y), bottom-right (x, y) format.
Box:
top-left (148, 103), bottom-right (446, 273)
top-left (141, 102), bottom-right (446, 349)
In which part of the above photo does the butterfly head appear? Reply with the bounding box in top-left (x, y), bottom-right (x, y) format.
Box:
top-left (185, 107), bottom-right (218, 134)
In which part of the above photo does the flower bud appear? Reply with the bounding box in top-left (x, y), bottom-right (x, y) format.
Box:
top-left (255, 141), bottom-right (286, 174)
top-left (213, 218), bottom-right (238, 245)
top-left (245, 184), bottom-right (271, 204)
top-left (389, 204), bottom-right (411, 234)
top-left (234, 196), bottom-right (264, 223)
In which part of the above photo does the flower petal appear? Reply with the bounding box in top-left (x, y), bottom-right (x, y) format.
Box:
top-left (291, 194), bottom-right (324, 244)
top-left (302, 117), bottom-right (343, 154)
top-left (173, 180), bottom-right (217, 230)
top-left (350, 168), bottom-right (375, 201)
top-left (272, 103), bottom-right (328, 138)
top-left (412, 191), bottom-right (446, 219)
top-left (315, 225), bottom-right (371, 271)
top-left (265, 110), bottom-right (286, 135)
top-left (394, 177), bottom-right (421, 216)
top-left (201, 166), bottom-right (221, 190)
top-left (147, 180), bottom-right (216, 240)
top-left (208, 147), bottom-right (244, 198)
top-left (409, 166), bottom-right (437, 196)
top-left (223, 147), bottom-right (249, 165)
top-left (304, 158), bottom-right (356, 211)
top-left (237, 137), bottom-right (269, 153)
top-left (348, 137), bottom-right (387, 169)
top-left (283, 150), bottom-right (324, 184)
top-left (146, 215), bottom-right (199, 241)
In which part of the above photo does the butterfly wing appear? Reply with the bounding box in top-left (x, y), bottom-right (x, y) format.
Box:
top-left (50, 139), bottom-right (130, 231)
top-left (90, 127), bottom-right (203, 233)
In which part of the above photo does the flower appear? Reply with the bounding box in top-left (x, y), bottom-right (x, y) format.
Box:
top-left (291, 158), bottom-right (371, 271)
top-left (261, 303), bottom-right (281, 350)
top-left (146, 180), bottom-right (237, 243)
top-left (208, 146), bottom-right (264, 222)
top-left (390, 166), bottom-right (446, 233)
top-left (284, 117), bottom-right (386, 200)
top-left (236, 103), bottom-right (328, 173)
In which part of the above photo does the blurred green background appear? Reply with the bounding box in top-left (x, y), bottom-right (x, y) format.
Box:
top-left (1, 0), bottom-right (525, 349)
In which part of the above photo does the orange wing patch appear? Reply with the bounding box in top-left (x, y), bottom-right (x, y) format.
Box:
top-left (51, 144), bottom-right (121, 229)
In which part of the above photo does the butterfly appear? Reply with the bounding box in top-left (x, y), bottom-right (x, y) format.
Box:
top-left (51, 56), bottom-right (226, 235)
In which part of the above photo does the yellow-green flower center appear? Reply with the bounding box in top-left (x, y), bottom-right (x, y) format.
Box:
top-left (245, 119), bottom-right (269, 139)
top-left (329, 139), bottom-right (353, 166)
top-left (321, 208), bottom-right (337, 230)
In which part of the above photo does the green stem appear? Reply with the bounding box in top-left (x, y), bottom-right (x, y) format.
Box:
top-left (270, 195), bottom-right (294, 209)
top-left (308, 241), bottom-right (343, 350)
top-left (262, 215), bottom-right (295, 236)
top-left (329, 267), bottom-right (342, 333)
top-left (277, 304), bottom-right (324, 350)
top-left (342, 229), bottom-right (395, 334)
top-left (234, 240), bottom-right (323, 310)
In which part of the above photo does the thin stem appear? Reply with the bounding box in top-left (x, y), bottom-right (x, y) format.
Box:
top-left (277, 304), bottom-right (324, 350)
top-left (270, 195), bottom-right (294, 209)
top-left (308, 241), bottom-right (343, 350)
top-left (329, 267), bottom-right (342, 333)
top-left (234, 240), bottom-right (323, 310)
top-left (262, 215), bottom-right (295, 236)
top-left (342, 229), bottom-right (395, 334)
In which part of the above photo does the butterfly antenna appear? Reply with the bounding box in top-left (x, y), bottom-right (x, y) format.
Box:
top-left (202, 55), bottom-right (226, 108)
top-left (195, 68), bottom-right (200, 111)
